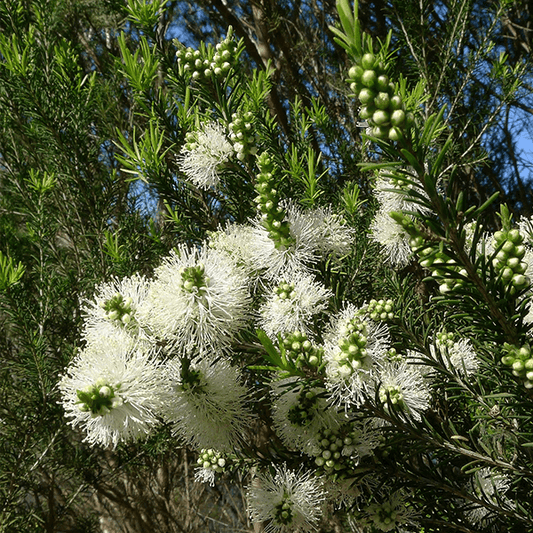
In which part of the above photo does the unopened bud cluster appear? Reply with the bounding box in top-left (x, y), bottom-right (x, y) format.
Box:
top-left (176, 36), bottom-right (237, 81)
top-left (436, 331), bottom-right (456, 350)
top-left (101, 293), bottom-right (135, 326)
top-left (197, 448), bottom-right (226, 473)
top-left (229, 111), bottom-right (258, 161)
top-left (406, 231), bottom-right (467, 294)
top-left (365, 499), bottom-right (404, 532)
top-left (312, 427), bottom-right (359, 479)
top-left (282, 331), bottom-right (323, 369)
top-left (348, 53), bottom-right (414, 141)
top-left (379, 384), bottom-right (404, 409)
top-left (276, 281), bottom-right (295, 300)
top-left (76, 379), bottom-right (122, 417)
top-left (179, 264), bottom-right (209, 296)
top-left (287, 385), bottom-right (320, 426)
top-left (501, 343), bottom-right (533, 388)
top-left (363, 299), bottom-right (394, 321)
top-left (492, 228), bottom-right (529, 292)
top-left (335, 318), bottom-right (370, 375)
top-left (386, 347), bottom-right (402, 363)
top-left (254, 153), bottom-right (294, 249)
top-left (273, 498), bottom-right (294, 526)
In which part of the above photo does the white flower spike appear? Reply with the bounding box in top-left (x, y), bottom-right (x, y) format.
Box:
top-left (58, 332), bottom-right (168, 449)
top-left (247, 464), bottom-right (326, 533)
top-left (178, 121), bottom-right (234, 189)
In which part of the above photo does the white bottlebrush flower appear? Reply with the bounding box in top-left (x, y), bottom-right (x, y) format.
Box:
top-left (247, 465), bottom-right (326, 533)
top-left (341, 418), bottom-right (382, 464)
top-left (369, 173), bottom-right (432, 268)
top-left (58, 332), bottom-right (168, 448)
top-left (377, 360), bottom-right (431, 422)
top-left (177, 121), bottom-right (234, 189)
top-left (518, 215), bottom-right (533, 245)
top-left (248, 220), bottom-right (316, 281)
top-left (288, 203), bottom-right (355, 258)
top-left (249, 200), bottom-right (352, 280)
top-left (258, 271), bottom-right (332, 340)
top-left (466, 467), bottom-right (513, 527)
top-left (324, 304), bottom-right (390, 408)
top-left (270, 377), bottom-right (344, 455)
top-left (140, 244), bottom-right (250, 354)
top-left (431, 334), bottom-right (479, 377)
top-left (358, 489), bottom-right (420, 532)
top-left (369, 207), bottom-right (413, 267)
top-left (80, 273), bottom-right (152, 344)
top-left (163, 356), bottom-right (254, 452)
top-left (208, 223), bottom-right (260, 283)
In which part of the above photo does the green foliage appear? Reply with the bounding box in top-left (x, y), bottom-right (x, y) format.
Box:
top-left (1, 0), bottom-right (533, 531)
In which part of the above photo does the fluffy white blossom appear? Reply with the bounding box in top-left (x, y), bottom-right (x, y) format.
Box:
top-left (430, 335), bottom-right (479, 377)
top-left (324, 304), bottom-right (390, 408)
top-left (58, 332), bottom-right (168, 448)
top-left (208, 223), bottom-right (261, 283)
top-left (177, 121), bottom-right (234, 189)
top-left (247, 465), bottom-right (326, 533)
top-left (466, 468), bottom-right (513, 527)
top-left (270, 378), bottom-right (344, 455)
top-left (248, 201), bottom-right (353, 280)
top-left (258, 271), bottom-right (332, 340)
top-left (369, 174), bottom-right (431, 268)
top-left (139, 244), bottom-right (250, 354)
top-left (288, 203), bottom-right (355, 258)
top-left (377, 360), bottom-right (431, 422)
top-left (80, 273), bottom-right (152, 344)
top-left (369, 208), bottom-right (413, 267)
top-left (357, 489), bottom-right (420, 532)
top-left (163, 356), bottom-right (254, 452)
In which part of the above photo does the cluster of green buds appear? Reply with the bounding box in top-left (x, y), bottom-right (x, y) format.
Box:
top-left (365, 498), bottom-right (404, 532)
top-left (254, 153), bottom-right (294, 249)
top-left (404, 229), bottom-right (467, 294)
top-left (287, 384), bottom-right (321, 426)
top-left (197, 448), bottom-right (226, 474)
top-left (385, 347), bottom-right (403, 363)
top-left (282, 331), bottom-right (324, 370)
top-left (348, 53), bottom-right (414, 141)
top-left (179, 358), bottom-right (204, 392)
top-left (379, 383), bottom-right (404, 410)
top-left (273, 497), bottom-right (294, 527)
top-left (361, 299), bottom-right (394, 322)
top-left (311, 426), bottom-right (359, 479)
top-left (182, 130), bottom-right (200, 152)
top-left (76, 379), bottom-right (122, 417)
top-left (100, 292), bottom-right (135, 326)
top-left (178, 263), bottom-right (209, 296)
top-left (501, 343), bottom-right (533, 388)
top-left (492, 228), bottom-right (529, 292)
top-left (228, 111), bottom-right (258, 161)
top-left (176, 31), bottom-right (238, 81)
top-left (436, 331), bottom-right (456, 350)
top-left (275, 281), bottom-right (295, 300)
top-left (335, 318), bottom-right (370, 376)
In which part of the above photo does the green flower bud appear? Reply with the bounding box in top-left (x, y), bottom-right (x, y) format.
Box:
top-left (362, 69), bottom-right (377, 87)
top-left (361, 53), bottom-right (376, 70)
